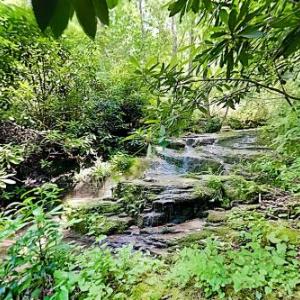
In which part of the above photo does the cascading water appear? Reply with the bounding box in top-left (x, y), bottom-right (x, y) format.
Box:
top-left (181, 137), bottom-right (195, 174)
top-left (65, 129), bottom-right (267, 254)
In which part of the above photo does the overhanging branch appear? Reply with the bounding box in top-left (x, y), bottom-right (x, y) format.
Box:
top-left (181, 77), bottom-right (300, 104)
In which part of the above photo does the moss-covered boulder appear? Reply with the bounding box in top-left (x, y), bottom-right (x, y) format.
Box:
top-left (67, 208), bottom-right (133, 236)
top-left (192, 175), bottom-right (265, 208)
top-left (222, 175), bottom-right (265, 202)
top-left (207, 210), bottom-right (229, 223)
top-left (65, 198), bottom-right (133, 236)
top-left (175, 226), bottom-right (238, 247)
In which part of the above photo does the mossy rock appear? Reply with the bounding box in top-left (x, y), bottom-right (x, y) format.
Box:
top-left (207, 210), bottom-right (229, 223)
top-left (264, 221), bottom-right (300, 245)
top-left (175, 226), bottom-right (238, 247)
top-left (113, 181), bottom-right (155, 215)
top-left (193, 175), bottom-right (265, 208)
top-left (66, 200), bottom-right (123, 215)
top-left (70, 214), bottom-right (133, 236)
top-left (222, 176), bottom-right (263, 202)
top-left (92, 201), bottom-right (123, 215)
top-left (97, 216), bottom-right (133, 235)
top-left (131, 276), bottom-right (198, 300)
top-left (65, 202), bottom-right (133, 236)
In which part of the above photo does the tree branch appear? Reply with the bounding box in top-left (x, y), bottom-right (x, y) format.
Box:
top-left (181, 77), bottom-right (300, 103)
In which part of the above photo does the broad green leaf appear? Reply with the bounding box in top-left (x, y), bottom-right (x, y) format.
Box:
top-left (191, 0), bottom-right (200, 13)
top-left (238, 48), bottom-right (249, 66)
top-left (277, 26), bottom-right (300, 58)
top-left (92, 0), bottom-right (109, 25)
top-left (219, 9), bottom-right (229, 24)
top-left (129, 56), bottom-right (140, 68)
top-left (57, 286), bottom-right (69, 300)
top-left (50, 0), bottom-right (72, 37)
top-left (31, 0), bottom-right (58, 31)
top-left (202, 0), bottom-right (212, 11)
top-left (228, 9), bottom-right (238, 33)
top-left (211, 31), bottom-right (227, 38)
top-left (168, 0), bottom-right (186, 17)
top-left (71, 0), bottom-right (97, 38)
top-left (239, 27), bottom-right (264, 39)
top-left (226, 49), bottom-right (234, 78)
top-left (269, 17), bottom-right (299, 29)
top-left (238, 0), bottom-right (250, 22)
top-left (107, 0), bottom-right (119, 9)
top-left (2, 178), bottom-right (16, 185)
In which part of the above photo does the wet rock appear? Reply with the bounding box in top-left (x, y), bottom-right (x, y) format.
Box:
top-left (193, 137), bottom-right (216, 146)
top-left (155, 147), bottom-right (223, 173)
top-left (166, 138), bottom-right (186, 149)
top-left (139, 212), bottom-right (167, 227)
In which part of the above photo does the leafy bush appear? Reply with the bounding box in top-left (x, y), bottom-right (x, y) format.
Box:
top-left (202, 117), bottom-right (222, 133)
top-left (0, 144), bottom-right (24, 169)
top-left (110, 152), bottom-right (136, 175)
top-left (0, 188), bottom-right (160, 300)
top-left (227, 98), bottom-right (270, 130)
top-left (0, 168), bottom-right (16, 190)
top-left (72, 246), bottom-right (160, 300)
top-left (268, 104), bottom-right (300, 157)
top-left (0, 144), bottom-right (25, 192)
top-left (91, 159), bottom-right (112, 184)
top-left (0, 197), bottom-right (71, 299)
top-left (243, 155), bottom-right (300, 193)
top-left (169, 224), bottom-right (300, 299)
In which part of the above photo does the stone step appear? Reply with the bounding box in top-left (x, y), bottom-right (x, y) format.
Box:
top-left (159, 188), bottom-right (194, 194)
top-left (153, 193), bottom-right (199, 203)
top-left (139, 212), bottom-right (167, 227)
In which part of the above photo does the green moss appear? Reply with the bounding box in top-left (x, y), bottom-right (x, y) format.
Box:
top-left (65, 202), bottom-right (132, 236)
top-left (98, 216), bottom-right (132, 235)
top-left (222, 175), bottom-right (263, 202)
top-left (70, 214), bottom-right (132, 235)
top-left (92, 201), bottom-right (123, 214)
top-left (263, 221), bottom-right (300, 246)
top-left (113, 181), bottom-right (157, 216)
top-left (193, 174), bottom-right (264, 208)
top-left (131, 276), bottom-right (196, 300)
top-left (207, 210), bottom-right (229, 223)
top-left (175, 226), bottom-right (238, 247)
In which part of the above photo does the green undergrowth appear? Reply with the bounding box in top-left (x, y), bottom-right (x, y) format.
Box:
top-left (1, 191), bottom-right (300, 299)
top-left (193, 175), bottom-right (267, 208)
top-left (241, 155), bottom-right (300, 193)
top-left (65, 205), bottom-right (132, 236)
top-left (168, 209), bottom-right (300, 299)
top-left (74, 153), bottom-right (148, 190)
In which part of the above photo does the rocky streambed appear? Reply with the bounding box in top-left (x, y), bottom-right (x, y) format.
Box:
top-left (63, 129), bottom-right (299, 254)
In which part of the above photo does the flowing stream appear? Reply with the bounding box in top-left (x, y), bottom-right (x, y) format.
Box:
top-left (64, 129), bottom-right (267, 254)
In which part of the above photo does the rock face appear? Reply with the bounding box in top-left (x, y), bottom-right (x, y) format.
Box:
top-left (113, 174), bottom-right (263, 227)
top-left (114, 176), bottom-right (211, 227)
top-left (64, 129), bottom-right (269, 252)
top-left (159, 129), bottom-right (268, 172)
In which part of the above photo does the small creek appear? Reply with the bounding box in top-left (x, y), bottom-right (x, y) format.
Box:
top-left (64, 129), bottom-right (267, 254)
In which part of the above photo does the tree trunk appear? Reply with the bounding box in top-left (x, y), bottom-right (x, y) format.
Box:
top-left (188, 19), bottom-right (195, 74)
top-left (138, 0), bottom-right (145, 41)
top-left (171, 17), bottom-right (178, 56)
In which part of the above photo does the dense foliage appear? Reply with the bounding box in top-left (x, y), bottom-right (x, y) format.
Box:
top-left (1, 0), bottom-right (300, 299)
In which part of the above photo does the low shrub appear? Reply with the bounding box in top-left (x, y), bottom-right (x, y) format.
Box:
top-left (169, 217), bottom-right (300, 299)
